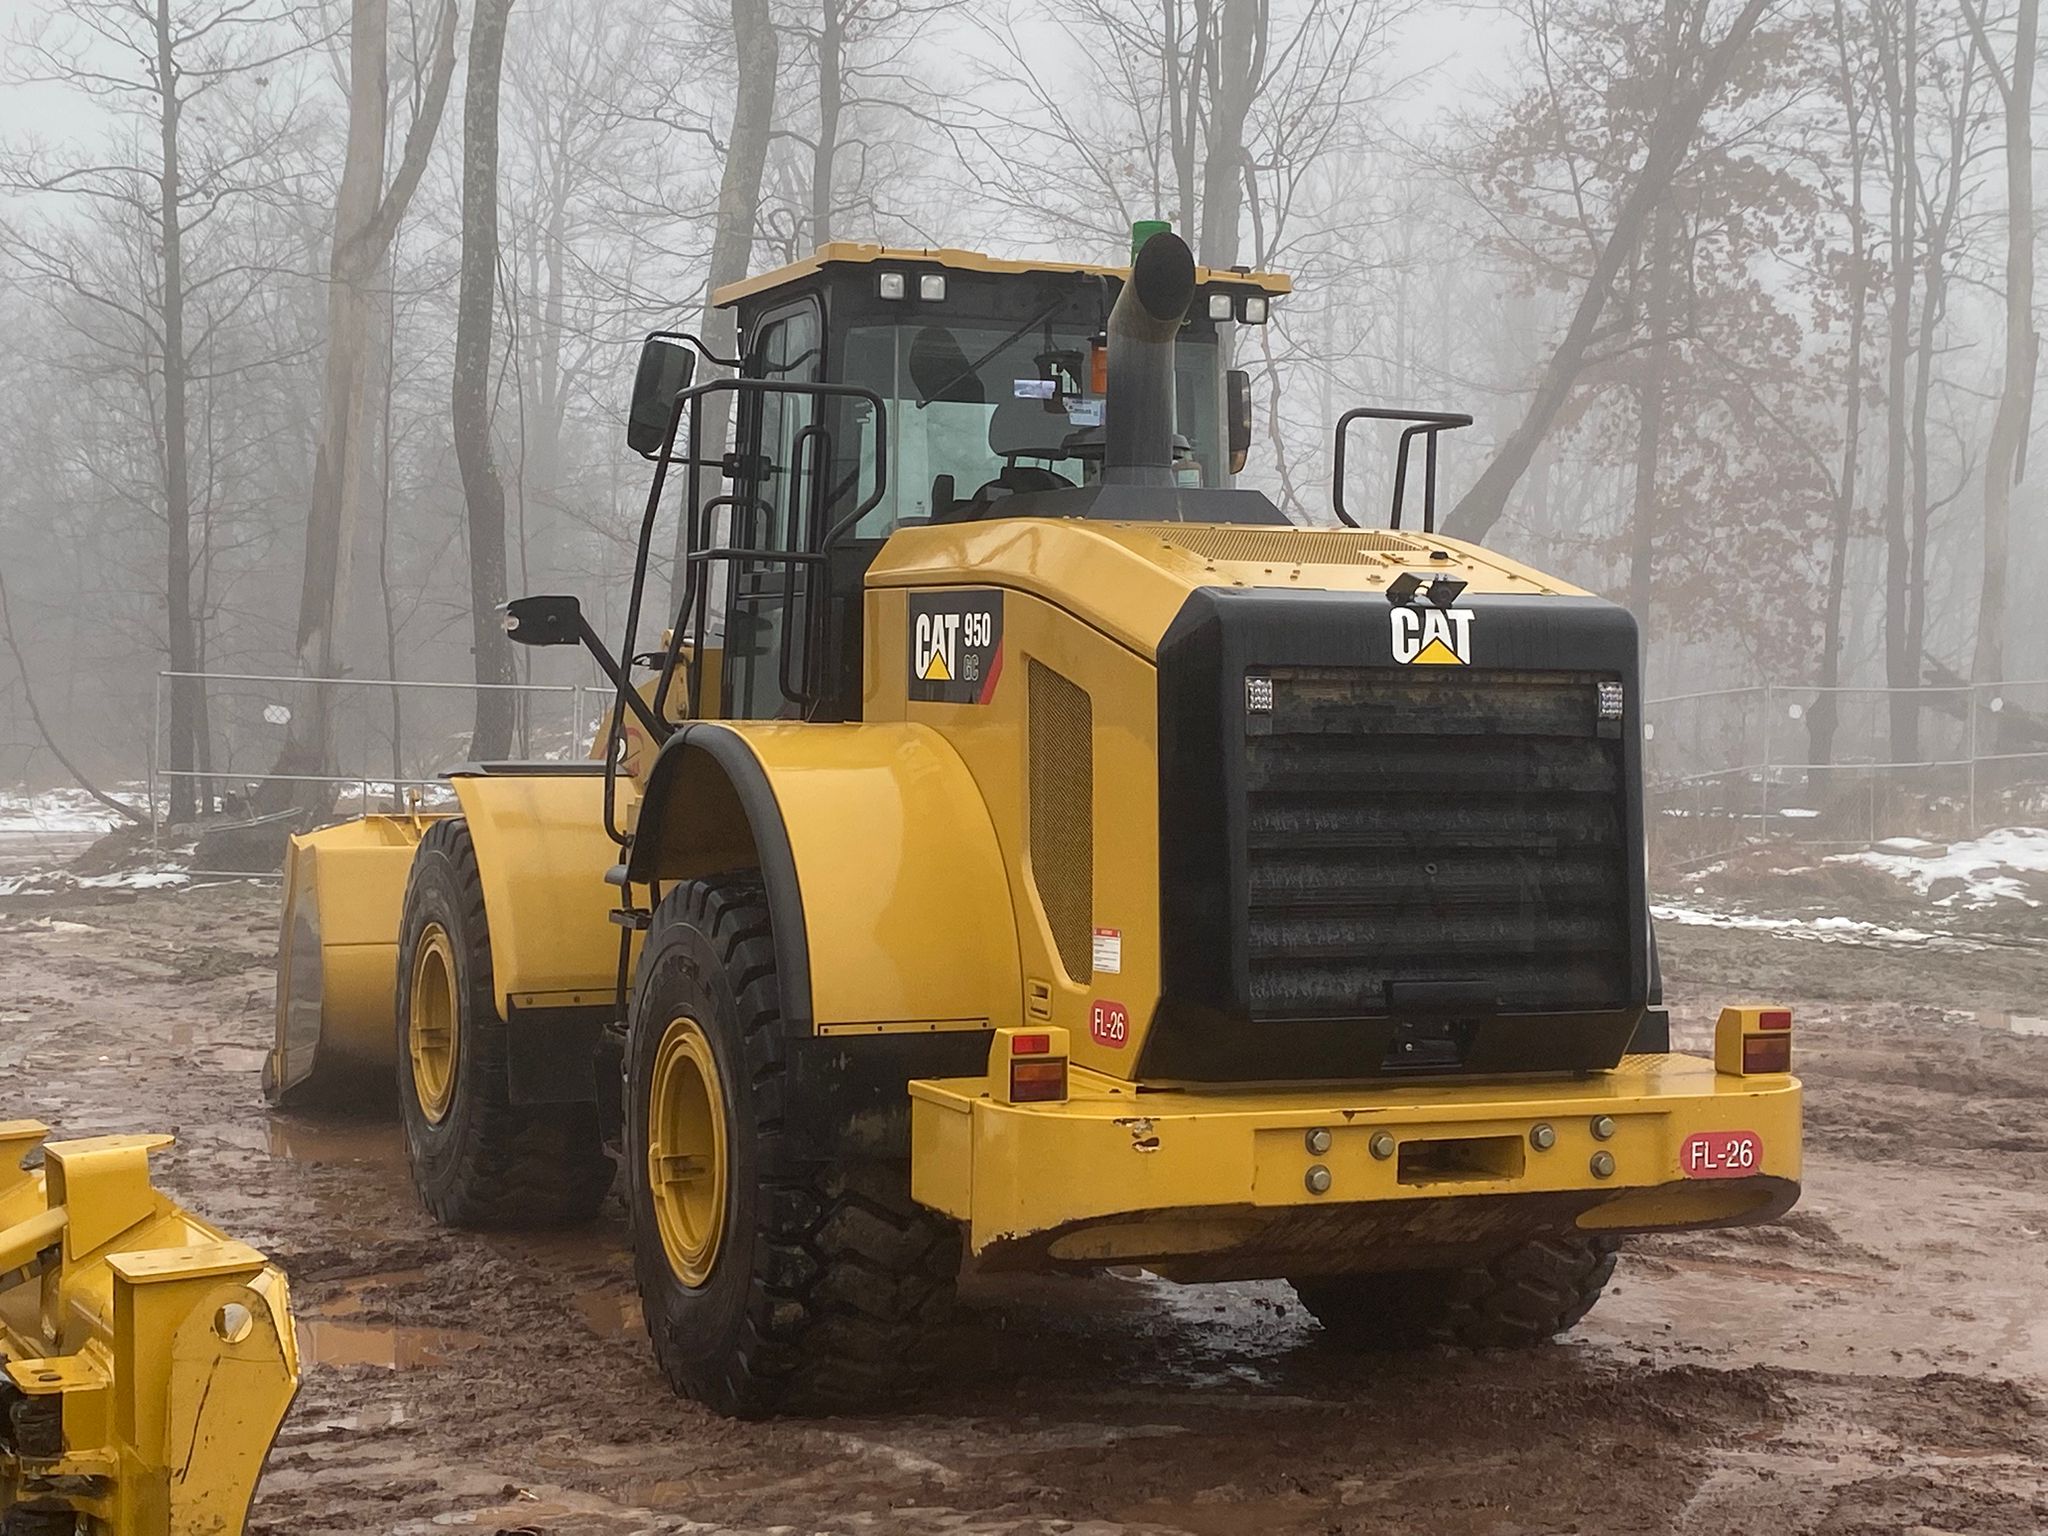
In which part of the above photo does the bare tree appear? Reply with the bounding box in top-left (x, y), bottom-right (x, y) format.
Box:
top-left (275, 0), bottom-right (458, 793)
top-left (3, 0), bottom-right (322, 820)
top-left (1809, 0), bottom-right (1877, 773)
top-left (454, 0), bottom-right (519, 760)
top-left (1444, 0), bottom-right (1776, 543)
top-left (1961, 0), bottom-right (2037, 737)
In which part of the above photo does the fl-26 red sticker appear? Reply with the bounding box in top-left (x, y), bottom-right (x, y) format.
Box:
top-left (1681, 1129), bottom-right (1762, 1178)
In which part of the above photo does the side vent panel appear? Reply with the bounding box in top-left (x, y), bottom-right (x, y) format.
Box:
top-left (1028, 659), bottom-right (1094, 982)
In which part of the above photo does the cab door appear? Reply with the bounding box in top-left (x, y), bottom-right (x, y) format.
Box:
top-left (724, 298), bottom-right (824, 720)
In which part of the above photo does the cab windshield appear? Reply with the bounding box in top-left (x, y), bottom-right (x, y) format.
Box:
top-left (842, 317), bottom-right (1224, 534)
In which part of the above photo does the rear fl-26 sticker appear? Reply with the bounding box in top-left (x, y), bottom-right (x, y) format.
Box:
top-left (908, 590), bottom-right (1004, 704)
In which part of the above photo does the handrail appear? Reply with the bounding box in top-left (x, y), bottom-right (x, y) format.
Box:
top-left (1331, 407), bottom-right (1473, 533)
top-left (602, 374), bottom-right (890, 846)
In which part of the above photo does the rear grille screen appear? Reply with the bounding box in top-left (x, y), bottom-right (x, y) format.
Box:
top-left (1244, 668), bottom-right (1628, 1021)
top-left (1029, 659), bottom-right (1094, 981)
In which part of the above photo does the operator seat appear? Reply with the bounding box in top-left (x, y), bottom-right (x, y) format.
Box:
top-left (936, 396), bottom-right (1079, 521)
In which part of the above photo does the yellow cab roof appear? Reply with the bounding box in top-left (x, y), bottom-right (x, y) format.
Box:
top-left (712, 241), bottom-right (1294, 308)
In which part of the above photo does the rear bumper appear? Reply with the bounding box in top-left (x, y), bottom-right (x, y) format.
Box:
top-left (909, 1051), bottom-right (1799, 1272)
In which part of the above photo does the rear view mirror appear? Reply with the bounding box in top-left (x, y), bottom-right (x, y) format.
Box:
top-left (627, 336), bottom-right (697, 457)
top-left (503, 594), bottom-right (586, 647)
top-left (1227, 368), bottom-right (1253, 475)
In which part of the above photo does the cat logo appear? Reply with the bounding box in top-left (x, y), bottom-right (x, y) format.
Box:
top-left (1390, 604), bottom-right (1474, 666)
top-left (908, 590), bottom-right (1004, 704)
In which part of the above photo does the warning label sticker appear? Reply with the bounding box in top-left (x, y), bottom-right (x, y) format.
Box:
top-left (1091, 927), bottom-right (1122, 975)
top-left (908, 590), bottom-right (1004, 704)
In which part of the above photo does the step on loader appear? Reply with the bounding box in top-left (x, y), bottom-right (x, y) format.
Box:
top-left (267, 226), bottom-right (1801, 1417)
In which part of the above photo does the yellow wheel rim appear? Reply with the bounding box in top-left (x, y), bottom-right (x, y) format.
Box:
top-left (407, 923), bottom-right (460, 1124)
top-left (647, 1015), bottom-right (728, 1288)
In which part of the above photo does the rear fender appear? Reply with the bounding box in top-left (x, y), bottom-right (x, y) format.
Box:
top-left (626, 722), bottom-right (1021, 1034)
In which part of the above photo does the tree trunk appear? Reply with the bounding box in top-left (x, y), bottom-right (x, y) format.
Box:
top-left (1809, 0), bottom-right (1870, 780)
top-left (1969, 0), bottom-right (2038, 752)
top-left (810, 0), bottom-right (841, 251)
top-left (1880, 0), bottom-right (1918, 759)
top-left (454, 0), bottom-right (518, 762)
top-left (1627, 206), bottom-right (1673, 676)
top-left (276, 0), bottom-right (457, 798)
top-left (1197, 0), bottom-right (1261, 270)
top-left (667, 0), bottom-right (779, 618)
top-left (154, 0), bottom-right (199, 823)
top-left (1444, 0), bottom-right (1772, 543)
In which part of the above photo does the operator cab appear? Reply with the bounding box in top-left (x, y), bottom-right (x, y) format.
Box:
top-left (631, 241), bottom-right (1291, 726)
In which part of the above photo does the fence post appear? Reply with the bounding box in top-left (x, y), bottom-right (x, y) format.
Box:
top-left (1760, 683), bottom-right (1773, 838)
top-left (1967, 686), bottom-right (1978, 837)
top-left (148, 673), bottom-right (163, 853)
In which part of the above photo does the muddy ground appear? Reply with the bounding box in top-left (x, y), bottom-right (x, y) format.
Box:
top-left (3, 834), bottom-right (2046, 1535)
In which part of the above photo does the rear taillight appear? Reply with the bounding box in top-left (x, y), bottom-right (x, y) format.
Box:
top-left (990, 1026), bottom-right (1069, 1105)
top-left (1716, 1005), bottom-right (1793, 1076)
top-left (1008, 1059), bottom-right (1068, 1102)
top-left (1743, 1035), bottom-right (1792, 1073)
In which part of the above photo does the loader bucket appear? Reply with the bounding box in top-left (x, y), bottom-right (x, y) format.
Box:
top-left (0, 1121), bottom-right (299, 1534)
top-left (266, 815), bottom-right (440, 1107)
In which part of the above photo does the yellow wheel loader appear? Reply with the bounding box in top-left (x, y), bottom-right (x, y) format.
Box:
top-left (267, 227), bottom-right (1801, 1417)
top-left (0, 1124), bottom-right (298, 1534)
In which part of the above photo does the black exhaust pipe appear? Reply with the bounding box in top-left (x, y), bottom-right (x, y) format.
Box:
top-left (1103, 229), bottom-right (1196, 486)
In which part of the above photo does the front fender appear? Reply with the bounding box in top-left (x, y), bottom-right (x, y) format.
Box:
top-left (448, 770), bottom-right (620, 1015)
top-left (629, 722), bottom-right (1022, 1035)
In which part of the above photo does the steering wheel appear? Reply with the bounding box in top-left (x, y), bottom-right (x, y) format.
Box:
top-left (935, 462), bottom-right (1075, 523)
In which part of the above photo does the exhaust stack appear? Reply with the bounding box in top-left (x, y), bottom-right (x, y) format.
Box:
top-left (1103, 228), bottom-right (1196, 486)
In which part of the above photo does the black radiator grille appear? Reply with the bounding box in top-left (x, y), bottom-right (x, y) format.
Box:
top-left (1244, 668), bottom-right (1629, 1021)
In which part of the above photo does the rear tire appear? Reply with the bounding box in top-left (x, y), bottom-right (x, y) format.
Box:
top-left (626, 874), bottom-right (960, 1418)
top-left (395, 817), bottom-right (615, 1226)
top-left (1292, 1233), bottom-right (1619, 1351)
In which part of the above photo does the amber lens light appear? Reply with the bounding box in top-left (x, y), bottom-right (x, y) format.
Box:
top-left (1009, 1059), bottom-right (1067, 1103)
top-left (1758, 1009), bottom-right (1792, 1031)
top-left (1744, 1035), bottom-right (1792, 1074)
top-left (1011, 1033), bottom-right (1051, 1056)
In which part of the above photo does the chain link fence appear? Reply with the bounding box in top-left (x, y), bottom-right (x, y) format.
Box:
top-left (1645, 680), bottom-right (2048, 867)
top-left (149, 671), bottom-right (607, 875)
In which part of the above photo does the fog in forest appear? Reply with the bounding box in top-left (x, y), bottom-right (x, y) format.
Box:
top-left (0, 0), bottom-right (2041, 814)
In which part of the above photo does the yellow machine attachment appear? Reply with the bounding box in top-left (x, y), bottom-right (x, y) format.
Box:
top-left (267, 773), bottom-right (624, 1107)
top-left (0, 1123), bottom-right (298, 1535)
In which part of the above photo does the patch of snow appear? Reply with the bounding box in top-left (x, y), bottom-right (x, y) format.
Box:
top-left (1829, 826), bottom-right (2048, 908)
top-left (1778, 807), bottom-right (1821, 819)
top-left (0, 786), bottom-right (147, 836)
top-left (1650, 901), bottom-right (1976, 951)
top-left (0, 865), bottom-right (189, 898)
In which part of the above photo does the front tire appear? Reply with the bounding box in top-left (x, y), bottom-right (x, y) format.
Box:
top-left (1292, 1233), bottom-right (1620, 1351)
top-left (395, 817), bottom-right (615, 1226)
top-left (626, 874), bottom-right (960, 1417)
